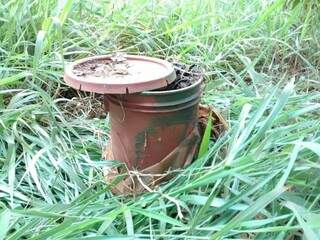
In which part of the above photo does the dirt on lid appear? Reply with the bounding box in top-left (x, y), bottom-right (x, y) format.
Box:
top-left (158, 63), bottom-right (203, 90)
top-left (72, 54), bottom-right (202, 91)
top-left (72, 53), bottom-right (130, 78)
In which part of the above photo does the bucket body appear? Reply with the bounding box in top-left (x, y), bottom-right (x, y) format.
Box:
top-left (105, 79), bottom-right (202, 170)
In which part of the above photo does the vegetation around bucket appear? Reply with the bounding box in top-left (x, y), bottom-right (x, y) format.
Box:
top-left (1, 0), bottom-right (320, 239)
top-left (198, 112), bottom-right (212, 158)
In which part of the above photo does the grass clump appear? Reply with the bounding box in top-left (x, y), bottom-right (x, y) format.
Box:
top-left (0, 0), bottom-right (320, 239)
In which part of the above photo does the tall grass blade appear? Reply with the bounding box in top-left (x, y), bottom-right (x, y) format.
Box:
top-left (0, 72), bottom-right (32, 87)
top-left (210, 187), bottom-right (286, 239)
top-left (198, 112), bottom-right (212, 158)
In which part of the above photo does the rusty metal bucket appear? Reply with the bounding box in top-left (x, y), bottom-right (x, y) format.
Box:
top-left (63, 54), bottom-right (210, 194)
top-left (105, 77), bottom-right (202, 171)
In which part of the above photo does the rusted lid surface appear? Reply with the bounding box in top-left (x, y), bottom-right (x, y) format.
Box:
top-left (64, 55), bottom-right (176, 94)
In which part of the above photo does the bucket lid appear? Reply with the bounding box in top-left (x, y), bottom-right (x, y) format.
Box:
top-left (64, 54), bottom-right (176, 94)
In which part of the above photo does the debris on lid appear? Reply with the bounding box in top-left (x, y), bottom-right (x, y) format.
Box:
top-left (64, 54), bottom-right (177, 94)
top-left (110, 52), bottom-right (127, 63)
top-left (72, 52), bottom-right (130, 78)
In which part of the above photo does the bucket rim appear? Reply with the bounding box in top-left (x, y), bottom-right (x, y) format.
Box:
top-left (141, 75), bottom-right (203, 96)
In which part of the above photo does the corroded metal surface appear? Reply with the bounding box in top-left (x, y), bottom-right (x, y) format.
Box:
top-left (103, 100), bottom-right (229, 195)
top-left (105, 78), bottom-right (202, 170)
top-left (103, 127), bottom-right (199, 194)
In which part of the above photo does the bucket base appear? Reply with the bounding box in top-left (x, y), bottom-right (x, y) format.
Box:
top-left (103, 104), bottom-right (227, 195)
top-left (104, 127), bottom-right (199, 195)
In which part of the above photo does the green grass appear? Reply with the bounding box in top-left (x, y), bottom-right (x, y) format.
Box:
top-left (1, 0), bottom-right (320, 239)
